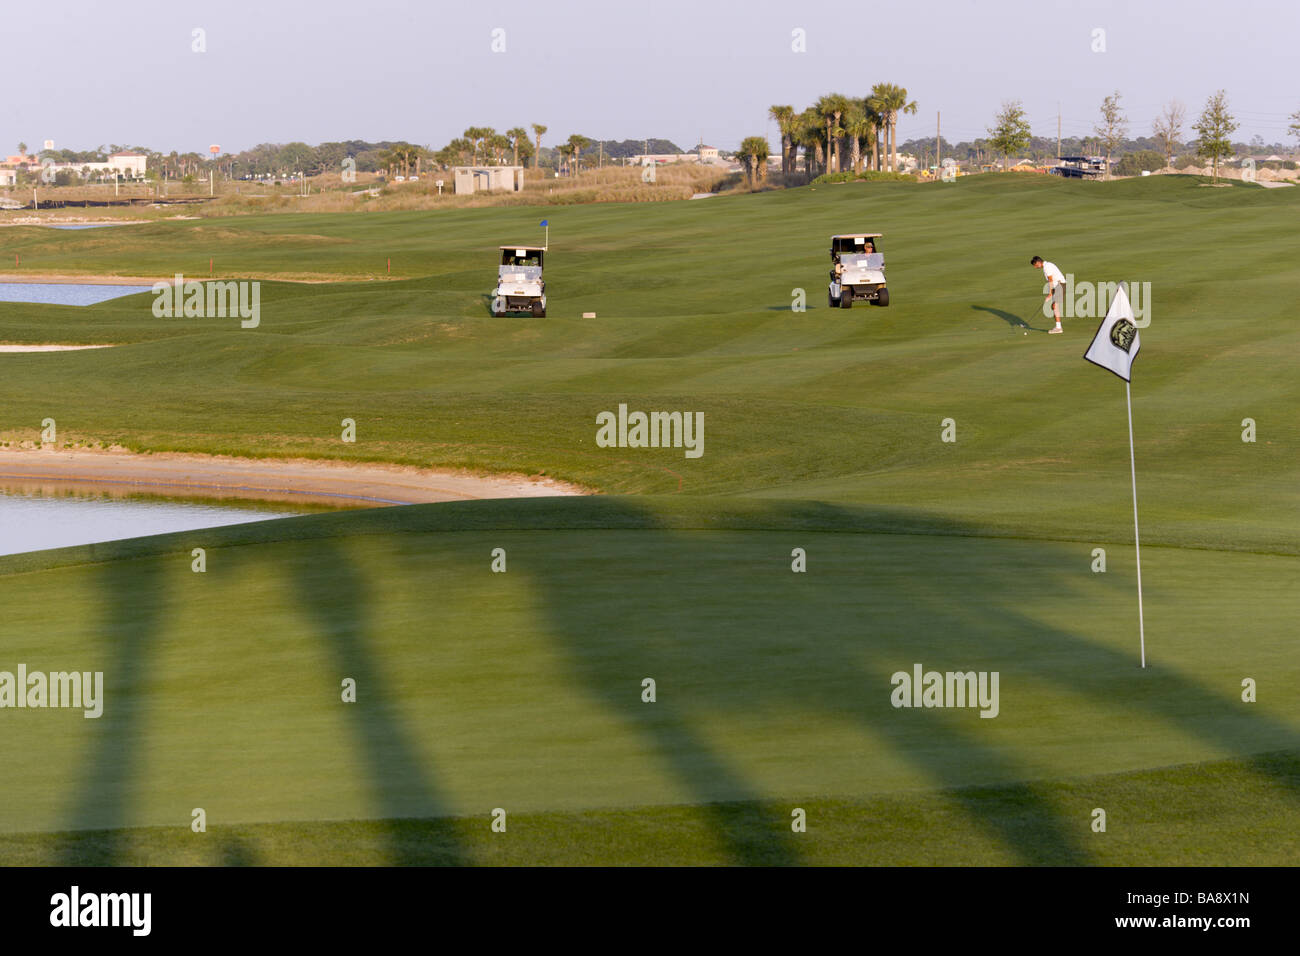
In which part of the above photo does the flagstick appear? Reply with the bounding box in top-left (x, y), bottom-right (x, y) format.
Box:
top-left (1126, 380), bottom-right (1146, 668)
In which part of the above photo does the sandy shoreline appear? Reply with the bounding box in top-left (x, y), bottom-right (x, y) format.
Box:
top-left (0, 447), bottom-right (588, 506)
top-left (0, 272), bottom-right (383, 285)
top-left (0, 344), bottom-right (113, 352)
top-left (0, 273), bottom-right (168, 286)
top-left (0, 219), bottom-right (152, 227)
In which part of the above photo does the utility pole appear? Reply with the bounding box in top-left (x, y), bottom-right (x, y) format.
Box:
top-left (936, 111), bottom-right (941, 172)
top-left (1057, 104), bottom-right (1062, 159)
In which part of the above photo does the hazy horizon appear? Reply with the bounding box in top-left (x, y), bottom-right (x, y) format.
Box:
top-left (7, 0), bottom-right (1297, 156)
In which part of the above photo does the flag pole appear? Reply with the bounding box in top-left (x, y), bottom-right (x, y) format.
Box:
top-left (1125, 379), bottom-right (1146, 667)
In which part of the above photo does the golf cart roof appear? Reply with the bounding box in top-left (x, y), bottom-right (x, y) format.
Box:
top-left (830, 233), bottom-right (883, 239)
top-left (499, 245), bottom-right (546, 251)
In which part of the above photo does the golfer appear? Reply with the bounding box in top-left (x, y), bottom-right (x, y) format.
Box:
top-left (1031, 255), bottom-right (1065, 333)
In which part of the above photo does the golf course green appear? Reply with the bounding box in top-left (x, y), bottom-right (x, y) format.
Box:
top-left (0, 174), bottom-right (1296, 864)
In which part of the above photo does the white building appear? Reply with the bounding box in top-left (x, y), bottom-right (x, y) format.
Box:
top-left (629, 148), bottom-right (728, 167)
top-left (105, 151), bottom-right (148, 177)
top-left (452, 165), bottom-right (524, 195)
top-left (0, 169), bottom-right (16, 186)
top-left (43, 151), bottom-right (148, 180)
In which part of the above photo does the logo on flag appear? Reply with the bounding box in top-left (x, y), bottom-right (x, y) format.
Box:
top-left (1085, 284), bottom-right (1142, 381)
top-left (1109, 318), bottom-right (1137, 353)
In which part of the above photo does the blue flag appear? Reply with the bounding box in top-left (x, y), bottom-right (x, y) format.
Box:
top-left (539, 219), bottom-right (548, 227)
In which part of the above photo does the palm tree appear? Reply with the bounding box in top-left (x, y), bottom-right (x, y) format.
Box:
top-left (737, 136), bottom-right (770, 187)
top-left (795, 107), bottom-right (825, 178)
top-left (768, 105), bottom-right (795, 175)
top-left (843, 105), bottom-right (872, 173)
top-left (866, 87), bottom-right (886, 170)
top-left (463, 127), bottom-right (490, 164)
top-left (531, 124), bottom-right (547, 168)
top-left (859, 95), bottom-right (885, 171)
top-left (390, 142), bottom-right (421, 178)
top-left (479, 128), bottom-right (498, 163)
top-left (873, 83), bottom-right (919, 173)
top-left (816, 93), bottom-right (851, 172)
top-left (487, 133), bottom-right (510, 165)
top-left (566, 134), bottom-right (593, 174)
top-left (506, 127), bottom-right (528, 166)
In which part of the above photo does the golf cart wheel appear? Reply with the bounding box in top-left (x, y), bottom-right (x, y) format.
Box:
top-left (828, 290), bottom-right (836, 308)
top-left (840, 287), bottom-right (853, 309)
top-left (531, 301), bottom-right (544, 317)
top-left (875, 288), bottom-right (890, 307)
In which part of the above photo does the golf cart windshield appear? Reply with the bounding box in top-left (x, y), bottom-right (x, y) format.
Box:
top-left (831, 236), bottom-right (881, 256)
top-left (842, 253), bottom-right (884, 269)
top-left (501, 249), bottom-right (543, 268)
top-left (499, 264), bottom-right (542, 280)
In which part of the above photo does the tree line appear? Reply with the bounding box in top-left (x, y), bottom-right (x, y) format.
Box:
top-left (736, 84), bottom-right (920, 186)
top-left (981, 90), bottom-right (1291, 182)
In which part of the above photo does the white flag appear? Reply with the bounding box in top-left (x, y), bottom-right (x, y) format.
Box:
top-left (1084, 284), bottom-right (1142, 382)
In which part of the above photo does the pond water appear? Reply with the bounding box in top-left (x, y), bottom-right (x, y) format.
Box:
top-left (0, 283), bottom-right (154, 305)
top-left (0, 490), bottom-right (312, 557)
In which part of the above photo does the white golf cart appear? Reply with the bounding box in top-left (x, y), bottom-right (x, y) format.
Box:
top-left (828, 233), bottom-right (889, 308)
top-left (493, 245), bottom-right (546, 317)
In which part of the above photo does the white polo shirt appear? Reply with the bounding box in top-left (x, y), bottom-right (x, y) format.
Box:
top-left (1042, 261), bottom-right (1065, 287)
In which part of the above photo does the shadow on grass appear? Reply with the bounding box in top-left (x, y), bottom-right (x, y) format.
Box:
top-left (58, 535), bottom-right (466, 866)
top-left (522, 499), bottom-right (1093, 864)
top-left (49, 495), bottom-right (1300, 866)
top-left (279, 537), bottom-right (467, 865)
top-left (515, 498), bottom-right (1300, 865)
top-left (58, 557), bottom-right (169, 865)
top-left (972, 304), bottom-right (1044, 332)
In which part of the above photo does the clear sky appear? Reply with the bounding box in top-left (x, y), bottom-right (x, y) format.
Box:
top-left (8, 0), bottom-right (1297, 155)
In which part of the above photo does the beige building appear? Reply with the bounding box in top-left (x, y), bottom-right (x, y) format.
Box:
top-left (0, 169), bottom-right (16, 186)
top-left (453, 165), bottom-right (525, 195)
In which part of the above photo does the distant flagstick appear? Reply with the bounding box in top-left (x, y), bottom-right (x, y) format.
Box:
top-left (1084, 283), bottom-right (1145, 667)
top-left (1125, 379), bottom-right (1145, 667)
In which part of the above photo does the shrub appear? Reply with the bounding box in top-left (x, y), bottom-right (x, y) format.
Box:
top-left (1115, 150), bottom-right (1167, 176)
top-left (811, 170), bottom-right (917, 185)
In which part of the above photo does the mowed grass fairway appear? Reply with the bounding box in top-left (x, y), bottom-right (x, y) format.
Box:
top-left (0, 175), bottom-right (1296, 864)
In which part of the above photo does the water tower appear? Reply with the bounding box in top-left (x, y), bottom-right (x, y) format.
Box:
top-left (209, 144), bottom-right (220, 194)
